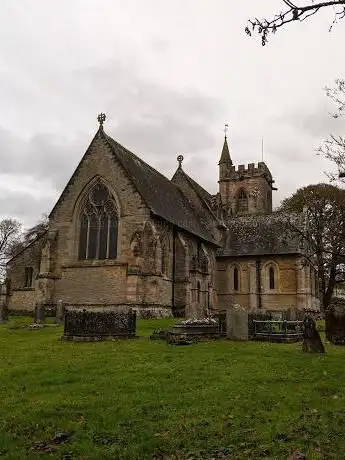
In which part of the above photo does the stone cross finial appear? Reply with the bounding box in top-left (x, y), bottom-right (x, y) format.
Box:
top-left (177, 154), bottom-right (184, 168)
top-left (224, 123), bottom-right (229, 138)
top-left (97, 113), bottom-right (106, 126)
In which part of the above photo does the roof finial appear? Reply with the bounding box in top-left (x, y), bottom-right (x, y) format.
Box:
top-left (224, 122), bottom-right (229, 139)
top-left (177, 154), bottom-right (184, 169)
top-left (97, 113), bottom-right (106, 128)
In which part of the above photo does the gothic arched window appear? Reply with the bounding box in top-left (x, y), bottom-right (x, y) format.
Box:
top-left (269, 266), bottom-right (275, 290)
top-left (78, 183), bottom-right (118, 260)
top-left (237, 189), bottom-right (248, 213)
top-left (233, 267), bottom-right (239, 291)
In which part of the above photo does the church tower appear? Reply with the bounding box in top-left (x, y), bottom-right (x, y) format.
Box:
top-left (218, 134), bottom-right (276, 216)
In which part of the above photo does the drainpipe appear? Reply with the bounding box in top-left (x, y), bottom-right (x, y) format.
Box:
top-left (256, 259), bottom-right (262, 309)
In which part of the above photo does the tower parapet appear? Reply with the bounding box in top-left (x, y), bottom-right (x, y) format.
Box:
top-left (225, 162), bottom-right (276, 188)
top-left (218, 137), bottom-right (277, 215)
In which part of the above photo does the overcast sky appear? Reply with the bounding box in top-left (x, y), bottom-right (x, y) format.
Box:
top-left (1, 0), bottom-right (345, 228)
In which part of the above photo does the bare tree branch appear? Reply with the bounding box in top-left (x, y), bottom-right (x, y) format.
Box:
top-left (246, 1), bottom-right (345, 45)
top-left (318, 79), bottom-right (345, 179)
top-left (0, 219), bottom-right (22, 280)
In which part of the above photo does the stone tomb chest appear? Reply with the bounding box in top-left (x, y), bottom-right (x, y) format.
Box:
top-left (62, 309), bottom-right (136, 341)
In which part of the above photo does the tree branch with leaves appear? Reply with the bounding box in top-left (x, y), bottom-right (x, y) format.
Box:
top-left (280, 183), bottom-right (345, 311)
top-left (246, 1), bottom-right (345, 45)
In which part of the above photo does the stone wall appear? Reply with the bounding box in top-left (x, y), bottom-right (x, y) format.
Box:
top-left (219, 162), bottom-right (273, 215)
top-left (7, 238), bottom-right (42, 290)
top-left (216, 255), bottom-right (317, 313)
top-left (5, 131), bottom-right (218, 315)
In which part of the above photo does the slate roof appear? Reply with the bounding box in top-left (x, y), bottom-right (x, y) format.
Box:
top-left (219, 212), bottom-right (303, 257)
top-left (103, 131), bottom-right (218, 245)
top-left (171, 166), bottom-right (215, 209)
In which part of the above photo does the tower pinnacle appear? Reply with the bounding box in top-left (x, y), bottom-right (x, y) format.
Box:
top-left (219, 136), bottom-right (232, 165)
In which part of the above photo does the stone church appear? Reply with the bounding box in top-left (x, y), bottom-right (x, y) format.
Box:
top-left (4, 116), bottom-right (319, 317)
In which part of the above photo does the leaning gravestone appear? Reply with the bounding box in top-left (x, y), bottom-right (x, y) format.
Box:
top-left (302, 315), bottom-right (325, 353)
top-left (226, 304), bottom-right (248, 341)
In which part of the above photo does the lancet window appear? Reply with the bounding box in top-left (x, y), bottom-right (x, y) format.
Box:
top-left (237, 189), bottom-right (248, 213)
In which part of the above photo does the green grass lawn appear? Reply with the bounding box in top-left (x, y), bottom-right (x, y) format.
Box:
top-left (1, 318), bottom-right (345, 460)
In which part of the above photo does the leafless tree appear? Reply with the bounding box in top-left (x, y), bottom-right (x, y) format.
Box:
top-left (0, 219), bottom-right (22, 280)
top-left (4, 214), bottom-right (49, 269)
top-left (318, 79), bottom-right (345, 180)
top-left (246, 1), bottom-right (345, 46)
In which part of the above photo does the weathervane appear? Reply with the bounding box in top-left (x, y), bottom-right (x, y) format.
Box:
top-left (224, 122), bottom-right (229, 138)
top-left (97, 113), bottom-right (106, 127)
top-left (177, 154), bottom-right (184, 168)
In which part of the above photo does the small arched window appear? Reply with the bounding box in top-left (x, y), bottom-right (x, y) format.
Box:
top-left (269, 266), bottom-right (275, 290)
top-left (233, 267), bottom-right (239, 291)
top-left (197, 281), bottom-right (201, 303)
top-left (24, 267), bottom-right (34, 287)
top-left (79, 182), bottom-right (118, 260)
top-left (237, 189), bottom-right (248, 213)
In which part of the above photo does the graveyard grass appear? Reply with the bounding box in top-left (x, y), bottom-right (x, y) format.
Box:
top-left (1, 319), bottom-right (345, 459)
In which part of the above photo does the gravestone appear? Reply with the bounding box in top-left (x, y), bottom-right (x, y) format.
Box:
top-left (185, 301), bottom-right (204, 320)
top-left (226, 304), bottom-right (248, 340)
top-left (55, 300), bottom-right (65, 325)
top-left (62, 309), bottom-right (136, 341)
top-left (0, 302), bottom-right (8, 323)
top-left (34, 303), bottom-right (45, 324)
top-left (302, 315), bottom-right (325, 353)
top-left (0, 284), bottom-right (8, 323)
top-left (326, 299), bottom-right (345, 344)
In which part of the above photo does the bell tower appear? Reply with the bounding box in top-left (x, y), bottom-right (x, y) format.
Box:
top-left (218, 130), bottom-right (276, 216)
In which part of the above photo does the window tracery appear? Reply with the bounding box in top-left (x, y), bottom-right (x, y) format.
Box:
top-left (237, 189), bottom-right (248, 213)
top-left (78, 183), bottom-right (118, 260)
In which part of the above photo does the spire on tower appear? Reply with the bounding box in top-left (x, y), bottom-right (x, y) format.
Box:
top-left (219, 123), bottom-right (232, 165)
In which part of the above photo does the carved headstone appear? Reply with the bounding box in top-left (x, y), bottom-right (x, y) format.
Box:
top-left (55, 300), bottom-right (65, 325)
top-left (302, 316), bottom-right (325, 353)
top-left (226, 304), bottom-right (248, 341)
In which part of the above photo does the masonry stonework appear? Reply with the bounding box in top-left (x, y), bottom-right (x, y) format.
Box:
top-left (6, 125), bottom-right (319, 317)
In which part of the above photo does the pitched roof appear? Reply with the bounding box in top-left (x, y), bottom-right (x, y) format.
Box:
top-left (219, 137), bottom-right (232, 165)
top-left (219, 212), bottom-right (303, 257)
top-left (48, 128), bottom-right (218, 244)
top-left (102, 131), bottom-right (219, 245)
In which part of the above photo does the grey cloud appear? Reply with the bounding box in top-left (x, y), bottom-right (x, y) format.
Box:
top-left (0, 187), bottom-right (56, 227)
top-left (0, 58), bottom-right (226, 225)
top-left (274, 101), bottom-right (344, 139)
top-left (0, 126), bottom-right (85, 190)
top-left (76, 60), bottom-right (225, 158)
